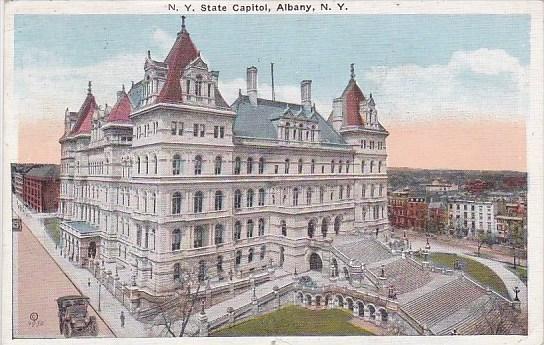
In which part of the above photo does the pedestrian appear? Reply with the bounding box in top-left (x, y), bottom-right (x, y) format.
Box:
top-left (120, 311), bottom-right (125, 328)
top-left (88, 278), bottom-right (91, 288)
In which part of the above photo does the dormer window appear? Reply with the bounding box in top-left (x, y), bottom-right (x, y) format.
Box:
top-left (195, 75), bottom-right (203, 96)
top-left (186, 79), bottom-right (191, 94)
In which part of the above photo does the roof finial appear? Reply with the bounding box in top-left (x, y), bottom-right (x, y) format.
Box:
top-left (87, 81), bottom-right (92, 95)
top-left (147, 50), bottom-right (151, 59)
top-left (181, 15), bottom-right (186, 32)
top-left (350, 63), bottom-right (355, 80)
top-left (122, 84), bottom-right (125, 92)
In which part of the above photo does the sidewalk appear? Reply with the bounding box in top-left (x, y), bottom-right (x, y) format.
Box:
top-left (13, 205), bottom-right (149, 338)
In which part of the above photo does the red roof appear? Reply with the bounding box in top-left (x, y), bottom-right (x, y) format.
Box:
top-left (107, 91), bottom-right (132, 123)
top-left (342, 79), bottom-right (364, 127)
top-left (71, 93), bottom-right (97, 135)
top-left (158, 29), bottom-right (199, 103)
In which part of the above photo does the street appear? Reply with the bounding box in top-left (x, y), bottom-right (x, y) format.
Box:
top-left (13, 222), bottom-right (114, 338)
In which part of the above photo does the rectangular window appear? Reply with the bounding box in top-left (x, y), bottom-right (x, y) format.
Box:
top-left (214, 126), bottom-right (219, 138)
top-left (193, 124), bottom-right (199, 137)
top-left (178, 122), bottom-right (184, 136)
top-left (199, 124), bottom-right (205, 137)
top-left (171, 121), bottom-right (177, 135)
top-left (219, 126), bottom-right (225, 138)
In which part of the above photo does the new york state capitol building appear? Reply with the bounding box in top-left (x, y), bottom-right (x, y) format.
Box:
top-left (58, 20), bottom-right (389, 304)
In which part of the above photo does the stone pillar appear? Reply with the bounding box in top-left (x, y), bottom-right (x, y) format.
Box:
top-left (198, 312), bottom-right (208, 337)
top-left (353, 304), bottom-right (359, 317)
top-left (311, 295), bottom-right (316, 307)
top-left (375, 310), bottom-right (382, 326)
top-left (363, 307), bottom-right (370, 321)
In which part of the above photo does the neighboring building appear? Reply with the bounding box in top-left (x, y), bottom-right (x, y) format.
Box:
top-left (57, 20), bottom-right (389, 303)
top-left (495, 215), bottom-right (524, 244)
top-left (424, 179), bottom-right (458, 193)
top-left (14, 172), bottom-right (24, 197)
top-left (427, 201), bottom-right (447, 234)
top-left (388, 189), bottom-right (427, 231)
top-left (22, 165), bottom-right (60, 213)
top-left (447, 199), bottom-right (496, 236)
top-left (463, 179), bottom-right (491, 194)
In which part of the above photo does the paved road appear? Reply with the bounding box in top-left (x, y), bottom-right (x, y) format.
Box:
top-left (13, 223), bottom-right (114, 338)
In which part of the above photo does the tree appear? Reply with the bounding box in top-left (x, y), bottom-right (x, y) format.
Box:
top-left (142, 263), bottom-right (212, 337)
top-left (509, 223), bottom-right (524, 269)
top-left (476, 231), bottom-right (491, 257)
top-left (475, 296), bottom-right (526, 335)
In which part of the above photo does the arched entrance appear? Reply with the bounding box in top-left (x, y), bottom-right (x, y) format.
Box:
top-left (357, 302), bottom-right (365, 316)
top-left (309, 253), bottom-right (323, 272)
top-left (88, 241), bottom-right (96, 258)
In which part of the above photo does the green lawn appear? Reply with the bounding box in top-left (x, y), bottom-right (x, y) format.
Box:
top-left (507, 265), bottom-right (527, 285)
top-left (211, 305), bottom-right (374, 336)
top-left (425, 252), bottom-right (509, 297)
top-left (44, 218), bottom-right (61, 245)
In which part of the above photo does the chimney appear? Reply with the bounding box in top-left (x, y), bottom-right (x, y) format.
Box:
top-left (211, 71), bottom-right (219, 85)
top-left (247, 66), bottom-right (258, 105)
top-left (301, 80), bottom-right (312, 112)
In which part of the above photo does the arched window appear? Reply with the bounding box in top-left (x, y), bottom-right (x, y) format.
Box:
top-left (194, 226), bottom-right (205, 248)
top-left (310, 159), bottom-right (315, 174)
top-left (378, 161), bottom-right (382, 173)
top-left (319, 187), bottom-right (325, 203)
top-left (172, 192), bottom-right (182, 214)
top-left (234, 221), bottom-right (242, 240)
top-left (137, 156), bottom-right (141, 174)
top-left (235, 250), bottom-right (242, 266)
top-left (246, 157), bottom-right (253, 174)
top-left (306, 188), bottom-right (312, 205)
top-left (321, 218), bottom-right (329, 237)
top-left (298, 124), bottom-right (303, 141)
top-left (258, 157), bottom-right (265, 174)
top-left (153, 155), bottom-right (158, 174)
top-left (298, 159), bottom-right (303, 174)
top-left (144, 155), bottom-right (149, 174)
top-left (195, 76), bottom-right (203, 96)
top-left (172, 229), bottom-right (181, 251)
top-left (331, 160), bottom-right (335, 173)
top-left (248, 248), bottom-right (254, 263)
top-left (258, 218), bottom-right (265, 236)
top-left (143, 191), bottom-right (148, 212)
top-left (362, 184), bottom-right (367, 198)
top-left (246, 189), bottom-right (254, 207)
top-left (173, 263), bottom-right (181, 282)
top-left (361, 160), bottom-right (366, 174)
top-left (260, 245), bottom-right (266, 260)
top-left (152, 193), bottom-right (156, 213)
top-left (214, 224), bottom-right (223, 244)
top-left (339, 186), bottom-right (344, 200)
top-left (214, 191), bottom-right (223, 211)
top-left (194, 155), bottom-right (202, 175)
top-left (370, 161), bottom-right (375, 173)
top-left (136, 225), bottom-right (142, 246)
top-left (172, 154), bottom-right (182, 175)
top-left (347, 185), bottom-right (351, 198)
top-left (281, 220), bottom-right (287, 236)
top-left (258, 188), bottom-right (265, 206)
top-left (234, 157), bottom-right (241, 175)
top-left (307, 219), bottom-right (316, 238)
top-left (334, 216), bottom-right (342, 234)
top-left (346, 160), bottom-right (350, 173)
top-left (284, 122), bottom-right (290, 139)
top-left (193, 191), bottom-right (203, 213)
top-left (234, 189), bottom-right (242, 209)
top-left (214, 156), bottom-right (222, 175)
top-left (379, 184), bottom-right (384, 197)
top-left (284, 159), bottom-right (290, 174)
top-left (339, 160), bottom-right (343, 173)
top-left (247, 219), bottom-right (254, 238)
top-left (293, 188), bottom-right (299, 206)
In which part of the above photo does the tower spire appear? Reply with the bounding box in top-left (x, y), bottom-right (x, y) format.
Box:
top-left (181, 15), bottom-right (186, 32)
top-left (87, 81), bottom-right (92, 95)
top-left (350, 63), bottom-right (355, 80)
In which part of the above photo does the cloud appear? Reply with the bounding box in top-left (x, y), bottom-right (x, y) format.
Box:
top-left (14, 52), bottom-right (146, 122)
top-left (364, 48), bottom-right (528, 123)
top-left (151, 28), bottom-right (176, 53)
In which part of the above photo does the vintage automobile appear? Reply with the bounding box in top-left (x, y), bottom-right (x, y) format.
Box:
top-left (56, 295), bottom-right (98, 337)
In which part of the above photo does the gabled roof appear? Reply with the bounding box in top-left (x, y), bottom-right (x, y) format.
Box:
top-left (107, 91), bottom-right (133, 123)
top-left (231, 95), bottom-right (346, 145)
top-left (158, 28), bottom-right (199, 103)
top-left (70, 92), bottom-right (97, 135)
top-left (341, 78), bottom-right (364, 127)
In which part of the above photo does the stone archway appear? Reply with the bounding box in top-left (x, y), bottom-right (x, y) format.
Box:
top-left (357, 301), bottom-right (365, 317)
top-left (309, 253), bottom-right (323, 272)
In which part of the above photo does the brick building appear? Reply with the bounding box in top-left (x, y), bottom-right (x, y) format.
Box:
top-left (22, 165), bottom-right (60, 213)
top-left (388, 190), bottom-right (427, 231)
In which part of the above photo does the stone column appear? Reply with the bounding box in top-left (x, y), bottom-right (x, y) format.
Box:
top-left (353, 304), bottom-right (359, 317)
top-left (363, 307), bottom-right (370, 321)
top-left (198, 311), bottom-right (208, 336)
top-left (375, 310), bottom-right (382, 326)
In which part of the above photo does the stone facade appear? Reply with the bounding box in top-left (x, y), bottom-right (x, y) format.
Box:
top-left (58, 21), bottom-right (389, 300)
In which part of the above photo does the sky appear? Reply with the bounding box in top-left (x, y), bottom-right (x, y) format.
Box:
top-left (13, 14), bottom-right (530, 171)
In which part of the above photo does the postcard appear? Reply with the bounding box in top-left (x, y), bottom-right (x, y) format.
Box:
top-left (2, 1), bottom-right (543, 345)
